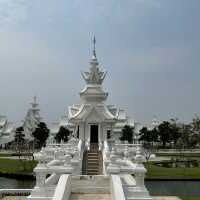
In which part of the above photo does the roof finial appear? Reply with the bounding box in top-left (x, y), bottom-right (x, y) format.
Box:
top-left (92, 36), bottom-right (96, 59)
top-left (33, 95), bottom-right (37, 104)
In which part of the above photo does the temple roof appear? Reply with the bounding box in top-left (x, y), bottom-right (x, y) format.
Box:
top-left (69, 104), bottom-right (116, 122)
top-left (0, 116), bottom-right (7, 127)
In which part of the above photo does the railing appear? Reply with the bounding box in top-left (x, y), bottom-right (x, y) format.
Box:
top-left (53, 174), bottom-right (71, 200)
top-left (45, 173), bottom-right (59, 186)
top-left (104, 140), bottom-right (110, 152)
top-left (0, 189), bottom-right (32, 198)
top-left (110, 175), bottom-right (125, 200)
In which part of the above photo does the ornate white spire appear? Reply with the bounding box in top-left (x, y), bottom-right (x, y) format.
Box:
top-left (81, 37), bottom-right (107, 85)
top-left (92, 36), bottom-right (96, 59)
top-left (23, 96), bottom-right (42, 140)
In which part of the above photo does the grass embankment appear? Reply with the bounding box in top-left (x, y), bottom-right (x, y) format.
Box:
top-left (156, 152), bottom-right (200, 158)
top-left (0, 153), bottom-right (33, 157)
top-left (0, 153), bottom-right (13, 157)
top-left (145, 162), bottom-right (200, 180)
top-left (182, 198), bottom-right (200, 200)
top-left (0, 158), bottom-right (37, 178)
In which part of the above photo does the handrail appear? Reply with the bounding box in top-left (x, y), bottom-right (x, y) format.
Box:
top-left (104, 140), bottom-right (110, 152)
top-left (53, 174), bottom-right (71, 200)
top-left (0, 189), bottom-right (32, 198)
top-left (110, 175), bottom-right (125, 200)
top-left (45, 173), bottom-right (59, 186)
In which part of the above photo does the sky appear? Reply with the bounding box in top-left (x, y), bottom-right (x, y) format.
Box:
top-left (0, 0), bottom-right (200, 126)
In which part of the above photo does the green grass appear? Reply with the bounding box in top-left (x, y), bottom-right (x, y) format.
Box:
top-left (145, 162), bottom-right (200, 179)
top-left (0, 153), bottom-right (13, 157)
top-left (0, 158), bottom-right (37, 174)
top-left (156, 152), bottom-right (200, 157)
top-left (182, 197), bottom-right (200, 200)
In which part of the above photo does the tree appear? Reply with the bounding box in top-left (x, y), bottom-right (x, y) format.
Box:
top-left (14, 126), bottom-right (25, 159)
top-left (139, 127), bottom-right (158, 144)
top-left (190, 116), bottom-right (200, 147)
top-left (157, 121), bottom-right (172, 148)
top-left (177, 124), bottom-right (192, 149)
top-left (169, 119), bottom-right (181, 147)
top-left (139, 127), bottom-right (158, 160)
top-left (120, 125), bottom-right (134, 143)
top-left (32, 122), bottom-right (49, 149)
top-left (55, 126), bottom-right (70, 143)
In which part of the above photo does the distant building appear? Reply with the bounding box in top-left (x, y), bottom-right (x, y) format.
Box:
top-left (22, 96), bottom-right (42, 140)
top-left (0, 116), bottom-right (15, 147)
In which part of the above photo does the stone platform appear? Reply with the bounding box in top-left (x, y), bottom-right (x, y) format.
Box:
top-left (69, 193), bottom-right (111, 200)
top-left (1, 195), bottom-right (182, 200)
top-left (153, 197), bottom-right (182, 200)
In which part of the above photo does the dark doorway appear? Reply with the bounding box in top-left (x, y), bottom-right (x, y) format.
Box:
top-left (90, 125), bottom-right (98, 143)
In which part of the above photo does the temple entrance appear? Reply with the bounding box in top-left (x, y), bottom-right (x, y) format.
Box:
top-left (90, 124), bottom-right (98, 143)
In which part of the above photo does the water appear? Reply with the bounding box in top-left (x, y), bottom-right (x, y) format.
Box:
top-left (0, 177), bottom-right (200, 197)
top-left (145, 180), bottom-right (200, 197)
top-left (0, 177), bottom-right (35, 189)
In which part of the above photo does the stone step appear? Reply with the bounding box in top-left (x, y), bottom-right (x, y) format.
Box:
top-left (87, 166), bottom-right (99, 169)
top-left (87, 161), bottom-right (99, 163)
top-left (87, 169), bottom-right (98, 172)
top-left (87, 159), bottom-right (98, 162)
top-left (88, 157), bottom-right (98, 159)
top-left (88, 165), bottom-right (99, 169)
top-left (88, 159), bottom-right (98, 161)
top-left (70, 193), bottom-right (111, 200)
top-left (88, 154), bottom-right (99, 157)
top-left (87, 171), bottom-right (99, 174)
top-left (88, 152), bottom-right (99, 154)
top-left (88, 154), bottom-right (98, 157)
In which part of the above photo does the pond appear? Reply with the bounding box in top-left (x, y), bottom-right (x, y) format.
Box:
top-left (0, 177), bottom-right (200, 197)
top-left (145, 180), bottom-right (200, 197)
top-left (0, 177), bottom-right (35, 189)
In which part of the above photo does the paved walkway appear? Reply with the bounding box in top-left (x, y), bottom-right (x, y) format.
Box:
top-left (1, 195), bottom-right (182, 200)
top-left (1, 196), bottom-right (27, 200)
top-left (154, 196), bottom-right (182, 200)
top-left (70, 193), bottom-right (111, 200)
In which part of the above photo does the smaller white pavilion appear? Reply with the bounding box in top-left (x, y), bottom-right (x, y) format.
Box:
top-left (50, 37), bottom-right (134, 144)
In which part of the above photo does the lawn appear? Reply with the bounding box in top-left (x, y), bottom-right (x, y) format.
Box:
top-left (145, 162), bottom-right (200, 179)
top-left (0, 158), bottom-right (37, 175)
top-left (182, 197), bottom-right (200, 200)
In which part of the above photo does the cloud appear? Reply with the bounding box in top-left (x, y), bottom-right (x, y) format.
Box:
top-left (0, 0), bottom-right (30, 29)
top-left (0, 0), bottom-right (199, 125)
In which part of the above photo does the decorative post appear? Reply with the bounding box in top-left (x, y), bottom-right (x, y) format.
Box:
top-left (107, 147), bottom-right (120, 174)
top-left (124, 145), bottom-right (129, 160)
top-left (35, 171), bottom-right (47, 187)
top-left (34, 152), bottom-right (47, 188)
top-left (134, 147), bottom-right (146, 188)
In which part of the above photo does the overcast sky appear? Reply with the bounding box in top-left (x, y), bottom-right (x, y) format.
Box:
top-left (0, 0), bottom-right (199, 126)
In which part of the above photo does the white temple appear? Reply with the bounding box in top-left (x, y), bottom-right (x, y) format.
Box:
top-left (50, 37), bottom-right (134, 143)
top-left (28, 38), bottom-right (152, 200)
top-left (22, 96), bottom-right (42, 140)
top-left (0, 116), bottom-right (15, 147)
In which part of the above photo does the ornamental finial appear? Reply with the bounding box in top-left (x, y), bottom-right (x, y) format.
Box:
top-left (92, 36), bottom-right (96, 58)
top-left (33, 95), bottom-right (37, 104)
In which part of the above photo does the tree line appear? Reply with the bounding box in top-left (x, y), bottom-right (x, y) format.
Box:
top-left (120, 116), bottom-right (200, 149)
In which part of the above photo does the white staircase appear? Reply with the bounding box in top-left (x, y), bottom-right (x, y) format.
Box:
top-left (70, 193), bottom-right (111, 200)
top-left (69, 175), bottom-right (110, 200)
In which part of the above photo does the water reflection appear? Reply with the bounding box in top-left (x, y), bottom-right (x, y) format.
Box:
top-left (1, 177), bottom-right (200, 197)
top-left (145, 180), bottom-right (200, 197)
top-left (0, 177), bottom-right (35, 189)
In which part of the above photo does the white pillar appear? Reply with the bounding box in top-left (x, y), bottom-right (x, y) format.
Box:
top-left (35, 171), bottom-right (47, 187)
top-left (98, 123), bottom-right (101, 143)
